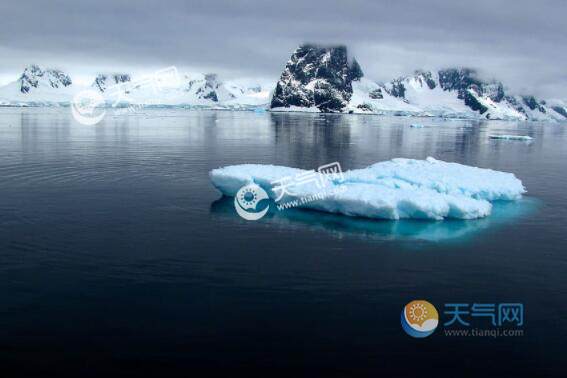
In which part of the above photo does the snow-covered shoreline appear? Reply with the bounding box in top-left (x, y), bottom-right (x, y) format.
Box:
top-left (1, 103), bottom-right (564, 124)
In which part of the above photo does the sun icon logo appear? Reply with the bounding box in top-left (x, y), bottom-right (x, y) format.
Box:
top-left (409, 302), bottom-right (427, 322)
top-left (238, 187), bottom-right (260, 208)
top-left (234, 184), bottom-right (270, 221)
top-left (401, 300), bottom-right (439, 338)
top-left (71, 90), bottom-right (107, 126)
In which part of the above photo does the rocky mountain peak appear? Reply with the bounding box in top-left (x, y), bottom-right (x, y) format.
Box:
top-left (521, 96), bottom-right (546, 112)
top-left (19, 65), bottom-right (43, 93)
top-left (386, 70), bottom-right (436, 99)
top-left (438, 68), bottom-right (481, 93)
top-left (92, 73), bottom-right (132, 92)
top-left (270, 44), bottom-right (364, 112)
top-left (19, 65), bottom-right (72, 93)
top-left (185, 73), bottom-right (235, 102)
top-left (436, 68), bottom-right (506, 114)
top-left (413, 70), bottom-right (437, 90)
top-left (437, 68), bottom-right (502, 100)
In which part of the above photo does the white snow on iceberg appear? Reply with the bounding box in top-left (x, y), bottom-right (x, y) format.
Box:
top-left (209, 157), bottom-right (526, 221)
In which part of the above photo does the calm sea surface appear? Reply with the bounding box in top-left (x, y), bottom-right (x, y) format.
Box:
top-left (0, 108), bottom-right (566, 376)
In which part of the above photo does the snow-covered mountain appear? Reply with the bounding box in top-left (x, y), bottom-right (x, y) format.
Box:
top-left (19, 64), bottom-right (73, 93)
top-left (184, 73), bottom-right (234, 102)
top-left (0, 65), bottom-right (272, 108)
top-left (270, 44), bottom-right (363, 112)
top-left (349, 69), bottom-right (565, 121)
top-left (546, 99), bottom-right (567, 118)
top-left (109, 73), bottom-right (271, 108)
top-left (270, 46), bottom-right (566, 121)
top-left (0, 55), bottom-right (565, 121)
top-left (92, 73), bottom-right (131, 92)
top-left (0, 65), bottom-right (76, 105)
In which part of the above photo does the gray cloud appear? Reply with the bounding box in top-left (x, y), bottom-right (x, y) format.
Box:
top-left (0, 0), bottom-right (565, 97)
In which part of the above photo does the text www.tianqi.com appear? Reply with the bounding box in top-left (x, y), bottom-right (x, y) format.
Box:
top-left (275, 186), bottom-right (347, 211)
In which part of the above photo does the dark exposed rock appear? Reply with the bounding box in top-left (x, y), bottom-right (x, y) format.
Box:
top-left (551, 106), bottom-right (567, 118)
top-left (369, 88), bottom-right (383, 99)
top-left (188, 73), bottom-right (234, 102)
top-left (522, 96), bottom-right (546, 112)
top-left (388, 79), bottom-right (406, 98)
top-left (348, 58), bottom-right (364, 82)
top-left (45, 69), bottom-right (72, 88)
top-left (197, 74), bottom-right (219, 102)
top-left (438, 68), bottom-right (480, 91)
top-left (522, 95), bottom-right (538, 110)
top-left (19, 65), bottom-right (42, 93)
top-left (270, 44), bottom-right (363, 112)
top-left (93, 73), bottom-right (131, 92)
top-left (505, 95), bottom-right (526, 114)
top-left (19, 65), bottom-right (72, 93)
top-left (113, 74), bottom-right (131, 84)
top-left (415, 70), bottom-right (436, 90)
top-left (438, 68), bottom-right (503, 104)
top-left (438, 68), bottom-right (483, 100)
top-left (464, 89), bottom-right (488, 114)
top-left (356, 103), bottom-right (373, 112)
top-left (483, 82), bottom-right (505, 102)
top-left (386, 71), bottom-right (435, 99)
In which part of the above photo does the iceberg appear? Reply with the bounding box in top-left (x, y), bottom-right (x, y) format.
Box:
top-left (209, 157), bottom-right (526, 221)
top-left (410, 123), bottom-right (425, 128)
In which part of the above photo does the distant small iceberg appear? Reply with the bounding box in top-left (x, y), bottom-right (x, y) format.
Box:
top-left (210, 157), bottom-right (526, 221)
top-left (410, 123), bottom-right (424, 128)
top-left (489, 134), bottom-right (533, 141)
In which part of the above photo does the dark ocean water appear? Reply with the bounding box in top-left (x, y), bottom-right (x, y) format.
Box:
top-left (0, 108), bottom-right (566, 377)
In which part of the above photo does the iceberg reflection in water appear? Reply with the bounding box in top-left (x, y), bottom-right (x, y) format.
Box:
top-left (210, 196), bottom-right (538, 243)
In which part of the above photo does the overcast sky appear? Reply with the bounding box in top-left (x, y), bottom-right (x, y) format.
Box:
top-left (0, 0), bottom-right (565, 97)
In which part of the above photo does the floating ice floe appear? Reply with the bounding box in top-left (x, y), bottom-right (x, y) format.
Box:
top-left (209, 157), bottom-right (526, 221)
top-left (489, 134), bottom-right (533, 141)
top-left (410, 123), bottom-right (424, 128)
